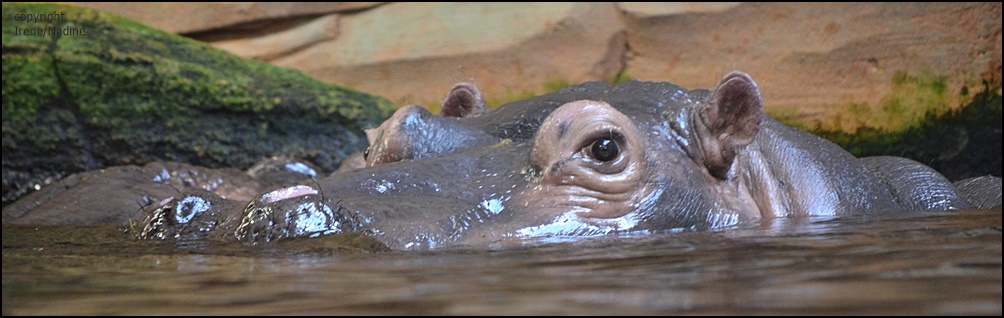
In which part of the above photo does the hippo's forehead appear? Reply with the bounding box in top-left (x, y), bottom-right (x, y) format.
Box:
top-left (462, 80), bottom-right (706, 141)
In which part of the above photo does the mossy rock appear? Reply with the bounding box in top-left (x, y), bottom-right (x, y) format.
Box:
top-left (808, 88), bottom-right (1001, 182)
top-left (2, 3), bottom-right (395, 205)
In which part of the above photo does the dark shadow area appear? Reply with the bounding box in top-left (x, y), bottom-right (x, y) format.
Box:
top-left (810, 86), bottom-right (1002, 181)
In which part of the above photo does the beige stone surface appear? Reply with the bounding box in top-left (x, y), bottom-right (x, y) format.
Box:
top-left (62, 2), bottom-right (381, 34)
top-left (213, 14), bottom-right (341, 61)
top-left (618, 2), bottom-right (741, 18)
top-left (621, 2), bottom-right (1001, 131)
top-left (57, 2), bottom-right (1001, 131)
top-left (270, 2), bottom-right (627, 109)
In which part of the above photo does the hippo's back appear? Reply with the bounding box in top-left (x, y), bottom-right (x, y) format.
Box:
top-left (752, 118), bottom-right (903, 216)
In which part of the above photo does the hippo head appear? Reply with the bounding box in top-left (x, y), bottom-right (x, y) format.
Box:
top-left (362, 83), bottom-right (493, 167)
top-left (138, 72), bottom-right (766, 250)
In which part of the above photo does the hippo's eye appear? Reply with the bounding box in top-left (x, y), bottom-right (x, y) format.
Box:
top-left (589, 138), bottom-right (620, 162)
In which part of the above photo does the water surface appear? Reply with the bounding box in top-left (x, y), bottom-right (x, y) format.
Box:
top-left (3, 209), bottom-right (1001, 315)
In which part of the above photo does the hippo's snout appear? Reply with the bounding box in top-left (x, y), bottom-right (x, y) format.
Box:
top-left (134, 185), bottom-right (369, 245)
top-left (234, 187), bottom-right (356, 245)
top-left (363, 104), bottom-right (500, 168)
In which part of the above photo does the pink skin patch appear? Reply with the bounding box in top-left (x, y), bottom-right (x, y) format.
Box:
top-left (158, 197), bottom-right (175, 207)
top-left (258, 185), bottom-right (319, 204)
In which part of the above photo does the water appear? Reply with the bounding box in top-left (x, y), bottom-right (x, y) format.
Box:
top-left (3, 209), bottom-right (1000, 315)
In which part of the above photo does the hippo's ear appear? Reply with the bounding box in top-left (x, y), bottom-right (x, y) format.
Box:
top-left (698, 71), bottom-right (763, 179)
top-left (440, 82), bottom-right (486, 118)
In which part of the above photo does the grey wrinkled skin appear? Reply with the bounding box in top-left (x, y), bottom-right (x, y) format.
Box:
top-left (2, 159), bottom-right (315, 227)
top-left (859, 156), bottom-right (971, 211)
top-left (953, 176), bottom-right (1003, 210)
top-left (6, 72), bottom-right (1001, 250)
top-left (246, 156), bottom-right (323, 187)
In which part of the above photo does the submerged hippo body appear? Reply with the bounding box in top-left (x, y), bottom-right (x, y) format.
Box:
top-left (5, 72), bottom-right (1000, 250)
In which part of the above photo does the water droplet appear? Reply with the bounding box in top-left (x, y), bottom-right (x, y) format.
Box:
top-left (480, 198), bottom-right (505, 215)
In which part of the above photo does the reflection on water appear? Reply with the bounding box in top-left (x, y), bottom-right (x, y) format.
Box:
top-left (3, 210), bottom-right (1001, 315)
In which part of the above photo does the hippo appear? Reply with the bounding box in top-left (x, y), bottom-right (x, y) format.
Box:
top-left (4, 72), bottom-right (1000, 250)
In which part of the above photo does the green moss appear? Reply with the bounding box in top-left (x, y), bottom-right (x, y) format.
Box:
top-left (1, 54), bottom-right (59, 123)
top-left (875, 71), bottom-right (950, 130)
top-left (767, 69), bottom-right (1000, 180)
top-left (807, 82), bottom-right (1002, 180)
top-left (605, 67), bottom-right (634, 86)
top-left (765, 107), bottom-right (804, 126)
top-left (417, 71), bottom-right (634, 114)
top-left (480, 71), bottom-right (635, 111)
top-left (2, 3), bottom-right (395, 205)
top-left (483, 78), bottom-right (576, 111)
top-left (788, 71), bottom-right (956, 134)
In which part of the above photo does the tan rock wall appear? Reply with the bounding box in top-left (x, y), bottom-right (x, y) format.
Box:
top-left (64, 2), bottom-right (1002, 132)
top-left (622, 2), bottom-right (1001, 132)
top-left (62, 2), bottom-right (382, 34)
top-left (268, 2), bottom-right (626, 108)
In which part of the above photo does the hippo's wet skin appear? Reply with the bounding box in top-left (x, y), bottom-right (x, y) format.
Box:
top-left (1, 159), bottom-right (323, 227)
top-left (5, 72), bottom-right (1001, 250)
